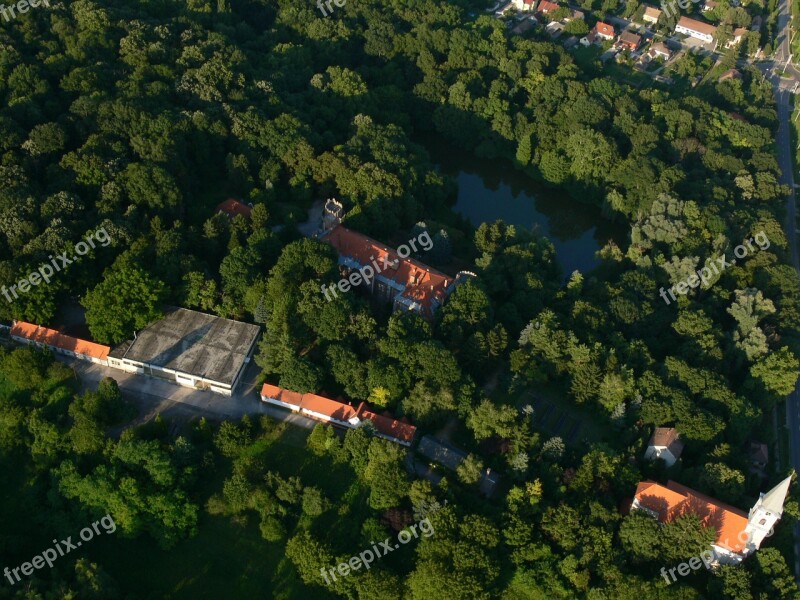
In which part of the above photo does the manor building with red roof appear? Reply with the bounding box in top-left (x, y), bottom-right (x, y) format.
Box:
top-left (318, 199), bottom-right (473, 320)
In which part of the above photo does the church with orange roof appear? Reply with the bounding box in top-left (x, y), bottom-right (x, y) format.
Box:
top-left (631, 476), bottom-right (792, 565)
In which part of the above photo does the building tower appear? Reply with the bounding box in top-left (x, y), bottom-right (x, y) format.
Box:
top-left (743, 475), bottom-right (792, 553)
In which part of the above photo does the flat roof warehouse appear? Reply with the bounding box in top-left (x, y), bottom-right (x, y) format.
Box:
top-left (113, 307), bottom-right (260, 388)
top-left (12, 307), bottom-right (261, 396)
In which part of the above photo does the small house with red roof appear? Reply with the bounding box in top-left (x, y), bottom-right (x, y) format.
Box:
top-left (260, 383), bottom-right (417, 446)
top-left (536, 0), bottom-right (560, 15)
top-left (644, 427), bottom-right (683, 467)
top-left (216, 198), bottom-right (253, 219)
top-left (583, 21), bottom-right (615, 45)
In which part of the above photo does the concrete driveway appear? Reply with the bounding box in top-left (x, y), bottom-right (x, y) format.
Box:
top-left (58, 356), bottom-right (318, 429)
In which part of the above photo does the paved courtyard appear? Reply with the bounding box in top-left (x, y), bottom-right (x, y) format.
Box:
top-left (57, 355), bottom-right (318, 429)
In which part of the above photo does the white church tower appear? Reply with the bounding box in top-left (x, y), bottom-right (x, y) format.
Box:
top-left (743, 475), bottom-right (792, 553)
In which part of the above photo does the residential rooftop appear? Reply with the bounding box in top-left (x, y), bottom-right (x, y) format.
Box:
top-left (677, 16), bottom-right (717, 36)
top-left (217, 198), bottom-right (253, 219)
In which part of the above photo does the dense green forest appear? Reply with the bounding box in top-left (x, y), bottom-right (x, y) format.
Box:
top-left (1, 0), bottom-right (800, 598)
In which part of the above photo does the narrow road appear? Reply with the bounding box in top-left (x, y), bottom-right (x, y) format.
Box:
top-left (763, 0), bottom-right (800, 578)
top-left (773, 85), bottom-right (800, 579)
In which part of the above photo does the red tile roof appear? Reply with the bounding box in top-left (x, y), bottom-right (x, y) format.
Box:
top-left (260, 383), bottom-right (417, 443)
top-left (324, 225), bottom-right (453, 318)
top-left (677, 16), bottom-right (717, 36)
top-left (634, 480), bottom-right (749, 552)
top-left (594, 22), bottom-right (615, 37)
top-left (11, 321), bottom-right (110, 360)
top-left (648, 427), bottom-right (684, 457)
top-left (537, 0), bottom-right (559, 12)
top-left (216, 198), bottom-right (252, 219)
top-left (618, 31), bottom-right (642, 47)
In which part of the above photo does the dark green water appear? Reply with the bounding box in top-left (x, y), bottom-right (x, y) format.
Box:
top-left (430, 144), bottom-right (626, 276)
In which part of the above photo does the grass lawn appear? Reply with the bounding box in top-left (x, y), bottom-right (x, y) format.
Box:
top-left (87, 422), bottom-right (357, 599)
top-left (505, 382), bottom-right (605, 446)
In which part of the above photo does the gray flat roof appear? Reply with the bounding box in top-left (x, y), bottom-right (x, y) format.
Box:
top-left (119, 307), bottom-right (260, 386)
top-left (417, 435), bottom-right (468, 471)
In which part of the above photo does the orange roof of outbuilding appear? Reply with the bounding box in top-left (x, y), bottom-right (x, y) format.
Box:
top-left (634, 480), bottom-right (749, 552)
top-left (537, 0), bottom-right (559, 11)
top-left (260, 383), bottom-right (417, 443)
top-left (10, 321), bottom-right (110, 360)
top-left (216, 198), bottom-right (252, 219)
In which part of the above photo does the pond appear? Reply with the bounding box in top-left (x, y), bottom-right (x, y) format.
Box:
top-left (430, 142), bottom-right (626, 276)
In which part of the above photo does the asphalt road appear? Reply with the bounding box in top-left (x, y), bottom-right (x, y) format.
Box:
top-left (773, 84), bottom-right (800, 579)
top-left (763, 0), bottom-right (800, 578)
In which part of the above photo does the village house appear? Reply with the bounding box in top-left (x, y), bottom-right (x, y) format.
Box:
top-left (535, 0), bottom-right (559, 16)
top-left (631, 477), bottom-right (792, 565)
top-left (643, 427), bottom-right (684, 467)
top-left (642, 5), bottom-right (662, 25)
top-left (702, 0), bottom-right (717, 11)
top-left (675, 16), bottom-right (717, 43)
top-left (511, 0), bottom-right (536, 11)
top-left (583, 21), bottom-right (615, 45)
top-left (648, 41), bottom-right (672, 60)
top-left (512, 17), bottom-right (538, 34)
top-left (726, 26), bottom-right (749, 48)
top-left (495, 2), bottom-right (515, 16)
top-left (617, 31), bottom-right (642, 51)
top-left (260, 383), bottom-right (416, 446)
